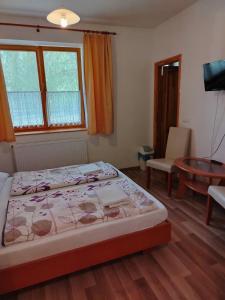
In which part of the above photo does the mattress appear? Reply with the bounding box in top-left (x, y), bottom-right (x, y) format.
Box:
top-left (0, 169), bottom-right (167, 269)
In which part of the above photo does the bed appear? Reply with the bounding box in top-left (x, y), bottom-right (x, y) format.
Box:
top-left (0, 162), bottom-right (171, 295)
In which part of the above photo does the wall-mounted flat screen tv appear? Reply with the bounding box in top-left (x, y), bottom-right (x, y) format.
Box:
top-left (203, 60), bottom-right (225, 91)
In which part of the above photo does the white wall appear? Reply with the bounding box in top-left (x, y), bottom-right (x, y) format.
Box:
top-left (0, 14), bottom-right (153, 173)
top-left (150, 0), bottom-right (225, 162)
top-left (3, 0), bottom-right (223, 173)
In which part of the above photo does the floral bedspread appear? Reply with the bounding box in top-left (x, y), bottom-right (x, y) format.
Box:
top-left (4, 178), bottom-right (157, 246)
top-left (10, 162), bottom-right (118, 196)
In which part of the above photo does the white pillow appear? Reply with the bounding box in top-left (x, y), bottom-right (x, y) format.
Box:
top-left (0, 172), bottom-right (9, 192)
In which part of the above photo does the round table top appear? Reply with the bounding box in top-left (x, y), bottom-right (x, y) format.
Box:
top-left (175, 157), bottom-right (225, 178)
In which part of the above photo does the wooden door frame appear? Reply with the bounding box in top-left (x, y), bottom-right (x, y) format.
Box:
top-left (153, 54), bottom-right (182, 149)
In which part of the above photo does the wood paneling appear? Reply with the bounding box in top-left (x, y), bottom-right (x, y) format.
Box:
top-left (3, 168), bottom-right (225, 300)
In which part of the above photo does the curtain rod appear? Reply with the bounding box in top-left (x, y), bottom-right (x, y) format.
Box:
top-left (0, 22), bottom-right (117, 35)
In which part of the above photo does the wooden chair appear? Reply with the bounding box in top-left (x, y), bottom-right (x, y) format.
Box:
top-left (206, 186), bottom-right (225, 225)
top-left (146, 127), bottom-right (191, 196)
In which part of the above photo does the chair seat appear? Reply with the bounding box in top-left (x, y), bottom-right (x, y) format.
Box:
top-left (208, 186), bottom-right (225, 209)
top-left (146, 158), bottom-right (175, 173)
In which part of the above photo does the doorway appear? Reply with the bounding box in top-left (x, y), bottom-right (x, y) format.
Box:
top-left (153, 54), bottom-right (182, 158)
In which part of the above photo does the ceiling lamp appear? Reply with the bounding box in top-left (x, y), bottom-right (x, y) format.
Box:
top-left (47, 8), bottom-right (80, 28)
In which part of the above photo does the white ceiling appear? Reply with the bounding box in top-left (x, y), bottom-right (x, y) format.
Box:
top-left (0, 0), bottom-right (197, 28)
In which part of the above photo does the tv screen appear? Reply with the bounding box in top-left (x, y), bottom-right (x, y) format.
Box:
top-left (203, 60), bottom-right (225, 91)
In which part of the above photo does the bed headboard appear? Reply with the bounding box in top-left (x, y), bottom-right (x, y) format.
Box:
top-left (12, 139), bottom-right (88, 171)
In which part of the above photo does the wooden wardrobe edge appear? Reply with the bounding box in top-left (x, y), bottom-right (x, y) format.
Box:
top-left (0, 220), bottom-right (171, 295)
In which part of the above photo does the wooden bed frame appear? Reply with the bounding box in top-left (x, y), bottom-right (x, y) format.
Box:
top-left (0, 220), bottom-right (171, 295)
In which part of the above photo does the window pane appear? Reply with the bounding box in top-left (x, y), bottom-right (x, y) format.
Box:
top-left (7, 92), bottom-right (44, 128)
top-left (0, 50), bottom-right (44, 128)
top-left (47, 91), bottom-right (81, 125)
top-left (43, 51), bottom-right (79, 92)
top-left (43, 51), bottom-right (81, 126)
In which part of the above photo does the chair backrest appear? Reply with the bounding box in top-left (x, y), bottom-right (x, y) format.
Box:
top-left (165, 127), bottom-right (191, 160)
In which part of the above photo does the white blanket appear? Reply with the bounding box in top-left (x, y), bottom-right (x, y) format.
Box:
top-left (79, 163), bottom-right (102, 175)
top-left (96, 185), bottom-right (130, 207)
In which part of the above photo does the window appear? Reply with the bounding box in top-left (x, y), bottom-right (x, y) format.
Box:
top-left (0, 45), bottom-right (85, 132)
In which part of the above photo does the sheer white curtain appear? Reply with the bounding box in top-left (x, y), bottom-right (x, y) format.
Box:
top-left (8, 92), bottom-right (44, 128)
top-left (47, 91), bottom-right (81, 126)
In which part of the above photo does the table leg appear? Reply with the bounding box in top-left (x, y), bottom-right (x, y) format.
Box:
top-left (192, 174), bottom-right (196, 197)
top-left (176, 171), bottom-right (187, 199)
top-left (146, 167), bottom-right (151, 189)
top-left (206, 195), bottom-right (213, 225)
top-left (167, 173), bottom-right (173, 197)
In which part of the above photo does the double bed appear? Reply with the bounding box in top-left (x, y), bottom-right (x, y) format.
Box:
top-left (0, 162), bottom-right (171, 295)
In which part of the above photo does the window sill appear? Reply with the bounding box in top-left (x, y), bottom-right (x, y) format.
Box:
top-left (15, 128), bottom-right (88, 136)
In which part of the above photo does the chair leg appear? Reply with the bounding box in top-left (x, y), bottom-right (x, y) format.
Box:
top-left (168, 173), bottom-right (173, 197)
top-left (206, 195), bottom-right (213, 225)
top-left (147, 167), bottom-right (151, 189)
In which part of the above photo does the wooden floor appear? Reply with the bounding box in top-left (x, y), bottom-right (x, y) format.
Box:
top-left (3, 168), bottom-right (225, 300)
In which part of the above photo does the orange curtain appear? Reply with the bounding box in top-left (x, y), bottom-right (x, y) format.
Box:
top-left (0, 58), bottom-right (15, 142)
top-left (83, 33), bottom-right (113, 135)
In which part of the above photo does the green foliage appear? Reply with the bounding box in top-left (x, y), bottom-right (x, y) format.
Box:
top-left (0, 50), bottom-right (79, 92)
top-left (44, 51), bottom-right (79, 92)
top-left (0, 50), bottom-right (40, 92)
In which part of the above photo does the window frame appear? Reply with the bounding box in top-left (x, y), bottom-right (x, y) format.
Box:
top-left (0, 44), bottom-right (86, 133)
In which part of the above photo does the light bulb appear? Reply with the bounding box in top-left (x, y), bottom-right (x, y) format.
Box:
top-left (60, 16), bottom-right (68, 28)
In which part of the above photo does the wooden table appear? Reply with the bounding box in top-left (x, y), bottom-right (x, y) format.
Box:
top-left (175, 157), bottom-right (225, 198)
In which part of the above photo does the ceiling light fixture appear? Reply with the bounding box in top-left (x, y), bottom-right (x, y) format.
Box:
top-left (47, 8), bottom-right (80, 28)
